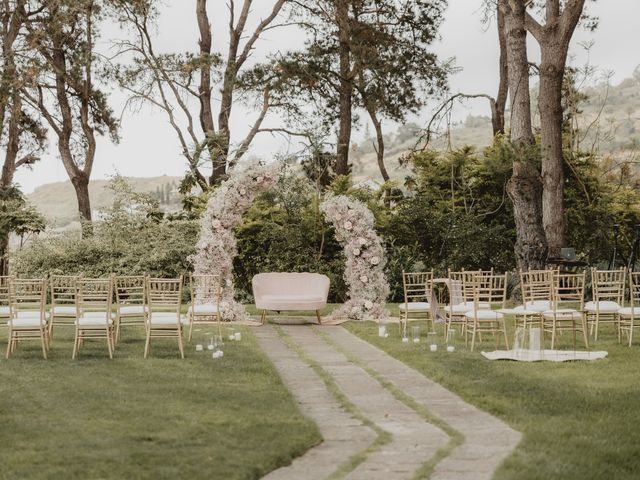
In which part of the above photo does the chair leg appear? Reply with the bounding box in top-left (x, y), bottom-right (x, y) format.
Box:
top-left (316, 310), bottom-right (322, 325)
top-left (144, 330), bottom-right (151, 359)
top-left (502, 321), bottom-right (509, 350)
top-left (40, 329), bottom-right (48, 359)
top-left (5, 328), bottom-right (12, 359)
top-left (188, 316), bottom-right (194, 342)
top-left (106, 328), bottom-right (113, 360)
top-left (470, 322), bottom-right (477, 352)
top-left (72, 327), bottom-right (79, 359)
top-left (177, 328), bottom-right (185, 359)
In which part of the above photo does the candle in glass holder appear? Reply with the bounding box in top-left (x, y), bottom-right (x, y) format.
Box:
top-left (430, 344), bottom-right (438, 352)
top-left (402, 336), bottom-right (409, 343)
top-left (234, 332), bottom-right (241, 341)
top-left (378, 324), bottom-right (387, 337)
top-left (447, 345), bottom-right (455, 352)
top-left (195, 344), bottom-right (203, 352)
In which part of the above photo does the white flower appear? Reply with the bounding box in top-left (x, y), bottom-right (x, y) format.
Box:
top-left (359, 275), bottom-right (369, 284)
top-left (256, 176), bottom-right (264, 183)
top-left (370, 256), bottom-right (380, 265)
top-left (358, 237), bottom-right (367, 246)
top-left (352, 248), bottom-right (361, 256)
top-left (364, 300), bottom-right (373, 310)
top-left (351, 306), bottom-right (360, 314)
top-left (344, 221), bottom-right (353, 230)
top-left (212, 219), bottom-right (222, 229)
top-left (239, 188), bottom-right (247, 195)
top-left (226, 278), bottom-right (233, 286)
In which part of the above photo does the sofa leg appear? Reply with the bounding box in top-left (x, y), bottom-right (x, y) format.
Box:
top-left (261, 310), bottom-right (266, 325)
top-left (316, 310), bottom-right (322, 325)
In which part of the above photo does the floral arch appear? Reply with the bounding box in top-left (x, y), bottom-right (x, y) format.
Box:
top-left (191, 161), bottom-right (389, 322)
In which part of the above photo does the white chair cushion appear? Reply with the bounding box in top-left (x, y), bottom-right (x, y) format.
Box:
top-left (542, 309), bottom-right (582, 320)
top-left (7, 318), bottom-right (44, 328)
top-left (149, 312), bottom-right (187, 325)
top-left (511, 306), bottom-right (543, 315)
top-left (51, 306), bottom-right (76, 315)
top-left (77, 316), bottom-right (113, 326)
top-left (189, 303), bottom-right (219, 315)
top-left (618, 307), bottom-right (640, 317)
top-left (0, 306), bottom-right (11, 315)
top-left (584, 301), bottom-right (620, 313)
top-left (464, 310), bottom-right (504, 320)
top-left (444, 302), bottom-right (489, 314)
top-left (118, 305), bottom-right (146, 315)
top-left (82, 311), bottom-right (115, 319)
top-left (399, 302), bottom-right (430, 312)
top-left (258, 294), bottom-right (327, 311)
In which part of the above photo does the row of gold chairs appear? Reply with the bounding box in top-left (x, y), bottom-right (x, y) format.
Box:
top-left (0, 274), bottom-right (222, 359)
top-left (400, 268), bottom-right (640, 351)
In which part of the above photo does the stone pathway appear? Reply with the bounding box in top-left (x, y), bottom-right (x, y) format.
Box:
top-left (254, 325), bottom-right (521, 480)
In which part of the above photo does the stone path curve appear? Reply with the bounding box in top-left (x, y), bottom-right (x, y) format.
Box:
top-left (254, 325), bottom-right (521, 480)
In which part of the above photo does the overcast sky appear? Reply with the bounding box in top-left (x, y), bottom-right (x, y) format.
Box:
top-left (15, 0), bottom-right (640, 193)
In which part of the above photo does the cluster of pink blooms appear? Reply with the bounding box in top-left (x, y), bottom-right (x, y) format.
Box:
top-left (191, 161), bottom-right (389, 322)
top-left (320, 194), bottom-right (389, 321)
top-left (191, 161), bottom-right (281, 321)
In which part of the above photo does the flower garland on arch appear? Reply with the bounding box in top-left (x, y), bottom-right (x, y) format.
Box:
top-left (191, 160), bottom-right (390, 322)
top-left (320, 194), bottom-right (390, 321)
top-left (191, 161), bottom-right (281, 321)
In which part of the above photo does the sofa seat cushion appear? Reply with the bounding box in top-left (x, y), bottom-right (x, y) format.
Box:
top-left (257, 294), bottom-right (327, 311)
top-left (444, 302), bottom-right (489, 314)
top-left (584, 301), bottom-right (620, 313)
top-left (399, 302), bottom-right (430, 312)
top-left (189, 303), bottom-right (219, 315)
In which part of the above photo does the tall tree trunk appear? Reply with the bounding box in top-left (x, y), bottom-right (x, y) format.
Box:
top-left (539, 50), bottom-right (567, 256)
top-left (501, 0), bottom-right (548, 270)
top-left (335, 0), bottom-right (352, 176)
top-left (71, 172), bottom-right (92, 233)
top-left (494, 6), bottom-right (508, 135)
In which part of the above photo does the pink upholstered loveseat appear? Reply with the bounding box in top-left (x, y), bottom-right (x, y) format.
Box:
top-left (252, 272), bottom-right (330, 324)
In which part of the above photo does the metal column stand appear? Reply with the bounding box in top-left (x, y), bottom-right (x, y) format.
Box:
top-left (608, 224), bottom-right (620, 270)
top-left (627, 224), bottom-right (640, 272)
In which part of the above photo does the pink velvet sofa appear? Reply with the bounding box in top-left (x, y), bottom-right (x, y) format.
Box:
top-left (252, 272), bottom-right (330, 324)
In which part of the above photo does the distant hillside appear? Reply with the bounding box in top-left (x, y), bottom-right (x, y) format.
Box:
top-left (352, 69), bottom-right (640, 184)
top-left (28, 175), bottom-right (182, 227)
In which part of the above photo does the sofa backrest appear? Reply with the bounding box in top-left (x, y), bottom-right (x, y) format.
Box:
top-left (252, 272), bottom-right (330, 299)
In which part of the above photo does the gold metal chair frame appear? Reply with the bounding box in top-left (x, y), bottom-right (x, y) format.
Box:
top-left (466, 273), bottom-right (509, 351)
top-left (114, 275), bottom-right (148, 343)
top-left (188, 274), bottom-right (222, 342)
top-left (543, 271), bottom-right (588, 349)
top-left (444, 269), bottom-right (493, 340)
top-left (145, 277), bottom-right (185, 359)
top-left (586, 268), bottom-right (625, 341)
top-left (6, 278), bottom-right (49, 359)
top-left (620, 271), bottom-right (640, 347)
top-left (399, 270), bottom-right (434, 337)
top-left (48, 274), bottom-right (80, 339)
top-left (73, 278), bottom-right (115, 359)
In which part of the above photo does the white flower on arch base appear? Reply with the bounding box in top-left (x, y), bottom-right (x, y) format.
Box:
top-left (191, 160), bottom-right (389, 322)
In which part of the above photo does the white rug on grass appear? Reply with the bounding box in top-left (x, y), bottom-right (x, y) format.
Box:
top-left (481, 349), bottom-right (608, 362)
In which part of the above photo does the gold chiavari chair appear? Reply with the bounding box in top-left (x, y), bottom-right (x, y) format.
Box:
top-left (585, 268), bottom-right (625, 341)
top-left (0, 275), bottom-right (12, 323)
top-left (542, 270), bottom-right (588, 349)
top-left (6, 278), bottom-right (49, 359)
top-left (49, 274), bottom-right (80, 338)
top-left (619, 271), bottom-right (640, 347)
top-left (444, 269), bottom-right (493, 338)
top-left (145, 277), bottom-right (185, 359)
top-left (73, 278), bottom-right (115, 359)
top-left (512, 269), bottom-right (555, 331)
top-left (465, 273), bottom-right (509, 351)
top-left (114, 275), bottom-right (148, 342)
top-left (399, 270), bottom-right (433, 337)
top-left (187, 274), bottom-right (222, 342)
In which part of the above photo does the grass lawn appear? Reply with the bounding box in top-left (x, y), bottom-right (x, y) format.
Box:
top-left (0, 324), bottom-right (320, 480)
top-left (345, 315), bottom-right (640, 480)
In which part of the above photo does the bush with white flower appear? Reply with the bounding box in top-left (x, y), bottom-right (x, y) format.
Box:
top-left (320, 194), bottom-right (390, 321)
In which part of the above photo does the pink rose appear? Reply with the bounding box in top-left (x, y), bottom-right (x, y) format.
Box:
top-left (344, 221), bottom-right (353, 231)
top-left (370, 256), bottom-right (380, 265)
top-left (352, 248), bottom-right (361, 256)
top-left (359, 275), bottom-right (369, 284)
